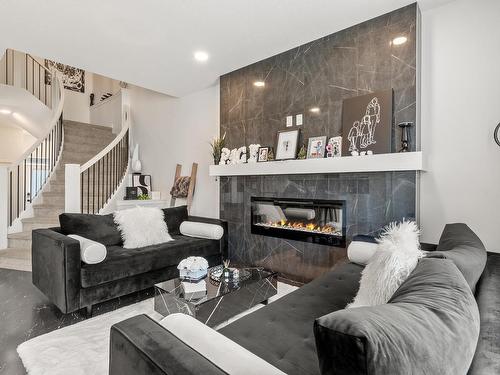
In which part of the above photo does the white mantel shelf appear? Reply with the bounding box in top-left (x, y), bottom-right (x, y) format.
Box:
top-left (209, 151), bottom-right (424, 177)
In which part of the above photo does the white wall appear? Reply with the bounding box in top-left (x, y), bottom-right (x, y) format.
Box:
top-left (89, 89), bottom-right (122, 133)
top-left (420, 0), bottom-right (500, 252)
top-left (0, 126), bottom-right (36, 163)
top-left (62, 72), bottom-right (93, 123)
top-left (129, 83), bottom-right (220, 218)
top-left (92, 73), bottom-right (121, 102)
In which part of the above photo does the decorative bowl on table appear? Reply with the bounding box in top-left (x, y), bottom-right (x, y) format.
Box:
top-left (177, 256), bottom-right (209, 282)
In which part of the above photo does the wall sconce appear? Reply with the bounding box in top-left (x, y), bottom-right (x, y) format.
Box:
top-left (398, 122), bottom-right (413, 152)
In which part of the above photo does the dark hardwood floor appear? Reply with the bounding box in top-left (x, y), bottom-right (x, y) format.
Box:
top-left (0, 268), bottom-right (153, 375)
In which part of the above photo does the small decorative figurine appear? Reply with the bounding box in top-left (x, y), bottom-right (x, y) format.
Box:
top-left (297, 144), bottom-right (307, 159)
top-left (267, 148), bottom-right (275, 161)
top-left (219, 148), bottom-right (231, 165)
top-left (398, 122), bottom-right (413, 152)
top-left (238, 146), bottom-right (247, 163)
top-left (223, 259), bottom-right (231, 281)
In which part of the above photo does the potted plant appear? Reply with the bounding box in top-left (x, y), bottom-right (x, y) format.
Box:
top-left (210, 133), bottom-right (226, 165)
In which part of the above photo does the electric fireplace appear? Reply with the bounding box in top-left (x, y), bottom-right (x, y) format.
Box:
top-left (251, 197), bottom-right (346, 246)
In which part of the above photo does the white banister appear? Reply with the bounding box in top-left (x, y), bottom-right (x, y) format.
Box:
top-left (65, 164), bottom-right (81, 214)
top-left (65, 89), bottom-right (131, 214)
top-left (4, 63), bottom-right (65, 229)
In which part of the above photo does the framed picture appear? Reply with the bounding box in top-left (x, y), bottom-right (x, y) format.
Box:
top-left (275, 129), bottom-right (299, 160)
top-left (326, 136), bottom-right (342, 158)
top-left (342, 89), bottom-right (393, 155)
top-left (45, 59), bottom-right (85, 93)
top-left (257, 147), bottom-right (270, 162)
top-left (307, 136), bottom-right (327, 159)
top-left (132, 174), bottom-right (152, 196)
top-left (125, 187), bottom-right (138, 200)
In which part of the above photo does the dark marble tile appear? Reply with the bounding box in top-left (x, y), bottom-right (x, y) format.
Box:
top-left (220, 172), bottom-right (416, 283)
top-left (219, 4), bottom-right (418, 283)
top-left (220, 4), bottom-right (417, 153)
top-left (0, 268), bottom-right (153, 375)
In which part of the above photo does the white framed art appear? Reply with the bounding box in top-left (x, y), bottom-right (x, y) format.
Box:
top-left (275, 129), bottom-right (299, 160)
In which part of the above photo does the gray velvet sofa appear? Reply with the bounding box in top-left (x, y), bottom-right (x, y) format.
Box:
top-left (109, 223), bottom-right (500, 375)
top-left (31, 206), bottom-right (227, 315)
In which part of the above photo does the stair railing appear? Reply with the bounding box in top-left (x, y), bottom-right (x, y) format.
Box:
top-left (65, 99), bottom-right (131, 214)
top-left (6, 67), bottom-right (65, 227)
top-left (2, 49), bottom-right (53, 108)
top-left (25, 53), bottom-right (53, 108)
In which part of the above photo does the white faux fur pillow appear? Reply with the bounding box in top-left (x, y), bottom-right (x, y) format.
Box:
top-left (348, 220), bottom-right (424, 308)
top-left (113, 206), bottom-right (173, 249)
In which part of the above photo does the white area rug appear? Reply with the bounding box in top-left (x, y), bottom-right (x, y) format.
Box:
top-left (17, 282), bottom-right (297, 375)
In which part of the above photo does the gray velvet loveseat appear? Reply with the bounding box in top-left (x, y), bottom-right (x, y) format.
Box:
top-left (109, 223), bottom-right (500, 375)
top-left (31, 205), bottom-right (227, 315)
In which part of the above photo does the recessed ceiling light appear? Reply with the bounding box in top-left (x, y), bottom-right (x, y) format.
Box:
top-left (392, 36), bottom-right (408, 46)
top-left (0, 108), bottom-right (11, 115)
top-left (253, 81), bottom-right (265, 87)
top-left (194, 51), bottom-right (209, 62)
top-left (309, 107), bottom-right (320, 113)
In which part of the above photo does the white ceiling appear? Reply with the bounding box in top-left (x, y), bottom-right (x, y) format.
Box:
top-left (0, 0), bottom-right (455, 97)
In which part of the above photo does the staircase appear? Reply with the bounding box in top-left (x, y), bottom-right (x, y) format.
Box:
top-left (6, 121), bottom-right (116, 251)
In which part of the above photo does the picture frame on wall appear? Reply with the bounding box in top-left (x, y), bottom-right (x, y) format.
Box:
top-left (275, 129), bottom-right (299, 160)
top-left (132, 174), bottom-right (152, 197)
top-left (307, 136), bottom-right (327, 159)
top-left (342, 89), bottom-right (393, 155)
top-left (257, 147), bottom-right (270, 162)
top-left (125, 187), bottom-right (138, 200)
top-left (326, 136), bottom-right (342, 158)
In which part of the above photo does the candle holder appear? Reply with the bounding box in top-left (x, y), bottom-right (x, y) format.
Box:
top-left (398, 122), bottom-right (413, 152)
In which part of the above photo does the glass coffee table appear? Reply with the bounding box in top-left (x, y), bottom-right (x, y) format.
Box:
top-left (154, 266), bottom-right (277, 327)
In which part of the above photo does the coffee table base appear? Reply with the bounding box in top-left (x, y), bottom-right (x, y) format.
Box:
top-left (154, 274), bottom-right (277, 327)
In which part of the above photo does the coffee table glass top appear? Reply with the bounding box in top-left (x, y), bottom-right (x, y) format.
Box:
top-left (155, 266), bottom-right (277, 307)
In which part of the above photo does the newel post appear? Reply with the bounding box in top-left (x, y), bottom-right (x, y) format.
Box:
top-left (0, 166), bottom-right (8, 249)
top-left (65, 164), bottom-right (81, 213)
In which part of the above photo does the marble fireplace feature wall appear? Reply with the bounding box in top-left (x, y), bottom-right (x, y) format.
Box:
top-left (221, 172), bottom-right (416, 283)
top-left (219, 4), bottom-right (418, 283)
top-left (220, 4), bottom-right (417, 153)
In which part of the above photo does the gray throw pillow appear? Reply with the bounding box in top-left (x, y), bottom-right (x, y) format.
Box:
top-left (427, 223), bottom-right (486, 292)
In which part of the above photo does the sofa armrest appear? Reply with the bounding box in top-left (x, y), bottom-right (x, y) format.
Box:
top-left (32, 228), bottom-right (82, 313)
top-left (188, 216), bottom-right (228, 259)
top-left (109, 314), bottom-right (227, 375)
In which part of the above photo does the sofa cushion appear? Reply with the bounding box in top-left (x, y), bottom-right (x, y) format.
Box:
top-left (427, 223), bottom-right (486, 292)
top-left (80, 235), bottom-right (221, 287)
top-left (468, 253), bottom-right (500, 375)
top-left (219, 261), bottom-right (363, 375)
top-left (59, 213), bottom-right (122, 246)
top-left (162, 206), bottom-right (188, 235)
top-left (313, 258), bottom-right (480, 375)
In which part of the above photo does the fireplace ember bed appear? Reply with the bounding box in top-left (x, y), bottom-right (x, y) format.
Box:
top-left (251, 197), bottom-right (346, 247)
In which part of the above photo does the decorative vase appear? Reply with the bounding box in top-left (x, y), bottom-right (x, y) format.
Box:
top-left (132, 144), bottom-right (142, 173)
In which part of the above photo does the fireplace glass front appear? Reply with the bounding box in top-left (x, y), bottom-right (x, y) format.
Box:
top-left (251, 197), bottom-right (346, 246)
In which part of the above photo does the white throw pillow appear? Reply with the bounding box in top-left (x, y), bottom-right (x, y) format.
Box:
top-left (180, 221), bottom-right (224, 240)
top-left (68, 234), bottom-right (107, 264)
top-left (347, 240), bottom-right (378, 265)
top-left (113, 206), bottom-right (173, 249)
top-left (348, 220), bottom-right (424, 308)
